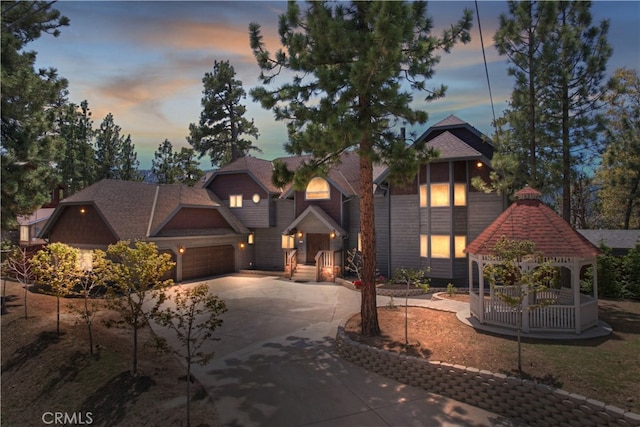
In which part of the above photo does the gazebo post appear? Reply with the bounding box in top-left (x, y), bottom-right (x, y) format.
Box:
top-left (573, 263), bottom-right (581, 334)
top-left (478, 259), bottom-right (485, 324)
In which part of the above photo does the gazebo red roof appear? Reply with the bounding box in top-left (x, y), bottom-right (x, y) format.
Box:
top-left (465, 187), bottom-right (601, 258)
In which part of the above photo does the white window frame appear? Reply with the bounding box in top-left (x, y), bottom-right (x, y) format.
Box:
top-left (305, 177), bottom-right (331, 200)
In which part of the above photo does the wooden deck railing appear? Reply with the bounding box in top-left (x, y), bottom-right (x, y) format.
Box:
top-left (315, 250), bottom-right (336, 282)
top-left (284, 249), bottom-right (297, 279)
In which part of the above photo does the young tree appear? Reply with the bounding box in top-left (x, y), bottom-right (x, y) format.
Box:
top-left (152, 284), bottom-right (227, 427)
top-left (5, 247), bottom-right (36, 319)
top-left (187, 60), bottom-right (260, 167)
top-left (596, 68), bottom-right (640, 229)
top-left (250, 1), bottom-right (472, 336)
top-left (1, 1), bottom-right (69, 228)
top-left (102, 240), bottom-right (175, 375)
top-left (391, 267), bottom-right (430, 346)
top-left (483, 237), bottom-right (555, 373)
top-left (56, 100), bottom-right (97, 195)
top-left (31, 243), bottom-right (81, 335)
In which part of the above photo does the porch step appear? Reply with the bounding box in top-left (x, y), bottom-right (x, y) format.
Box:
top-left (292, 264), bottom-right (317, 282)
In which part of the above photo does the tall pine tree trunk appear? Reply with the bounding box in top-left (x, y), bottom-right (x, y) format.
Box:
top-left (562, 80), bottom-right (571, 223)
top-left (359, 136), bottom-right (380, 337)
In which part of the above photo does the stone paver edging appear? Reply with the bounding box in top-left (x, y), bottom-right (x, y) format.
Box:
top-left (335, 321), bottom-right (640, 426)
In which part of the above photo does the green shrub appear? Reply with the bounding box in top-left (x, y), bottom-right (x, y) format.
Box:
top-left (621, 242), bottom-right (640, 300)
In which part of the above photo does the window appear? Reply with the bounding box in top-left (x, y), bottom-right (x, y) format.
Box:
top-left (281, 235), bottom-right (295, 249)
top-left (454, 183), bottom-right (466, 206)
top-left (430, 183), bottom-right (450, 207)
top-left (357, 232), bottom-right (362, 252)
top-left (431, 235), bottom-right (450, 258)
top-left (305, 177), bottom-right (330, 200)
top-left (19, 226), bottom-right (29, 242)
top-left (454, 235), bottom-right (466, 258)
top-left (420, 235), bottom-right (428, 257)
top-left (230, 194), bottom-right (242, 208)
top-left (419, 185), bottom-right (427, 207)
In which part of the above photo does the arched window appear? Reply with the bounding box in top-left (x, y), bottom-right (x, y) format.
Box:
top-left (305, 177), bottom-right (330, 200)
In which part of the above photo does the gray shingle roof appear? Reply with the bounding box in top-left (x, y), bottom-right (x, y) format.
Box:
top-left (577, 229), bottom-right (640, 250)
top-left (428, 131), bottom-right (483, 160)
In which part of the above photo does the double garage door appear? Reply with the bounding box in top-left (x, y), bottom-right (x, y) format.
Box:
top-left (182, 245), bottom-right (235, 281)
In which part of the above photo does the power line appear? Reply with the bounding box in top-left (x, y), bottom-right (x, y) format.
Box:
top-left (475, 0), bottom-right (497, 132)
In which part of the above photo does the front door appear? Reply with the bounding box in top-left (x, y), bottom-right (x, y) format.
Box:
top-left (306, 233), bottom-right (330, 264)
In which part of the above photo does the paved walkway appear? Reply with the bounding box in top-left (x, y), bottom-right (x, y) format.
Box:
top-left (150, 275), bottom-right (526, 427)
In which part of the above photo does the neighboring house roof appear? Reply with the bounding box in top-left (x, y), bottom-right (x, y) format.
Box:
top-left (427, 131), bottom-right (484, 161)
top-left (465, 187), bottom-right (601, 258)
top-left (40, 179), bottom-right (248, 241)
top-left (577, 229), bottom-right (640, 250)
top-left (17, 208), bottom-right (55, 226)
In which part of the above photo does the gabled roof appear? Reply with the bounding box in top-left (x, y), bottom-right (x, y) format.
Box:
top-left (465, 187), bottom-right (601, 259)
top-left (18, 208), bottom-right (55, 226)
top-left (40, 179), bottom-right (247, 241)
top-left (204, 156), bottom-right (281, 194)
top-left (282, 205), bottom-right (347, 237)
top-left (427, 131), bottom-right (485, 161)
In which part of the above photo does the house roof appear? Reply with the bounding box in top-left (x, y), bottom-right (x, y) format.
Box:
top-left (465, 187), bottom-right (601, 259)
top-left (40, 179), bottom-right (248, 241)
top-left (427, 131), bottom-right (484, 161)
top-left (17, 208), bottom-right (55, 226)
top-left (203, 156), bottom-right (281, 194)
top-left (577, 229), bottom-right (640, 250)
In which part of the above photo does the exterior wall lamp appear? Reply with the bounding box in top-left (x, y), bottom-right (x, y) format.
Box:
top-left (80, 207), bottom-right (86, 214)
top-left (476, 161), bottom-right (483, 168)
top-left (330, 230), bottom-right (336, 239)
top-left (297, 230), bottom-right (303, 239)
top-left (239, 242), bottom-right (246, 250)
top-left (178, 246), bottom-right (185, 255)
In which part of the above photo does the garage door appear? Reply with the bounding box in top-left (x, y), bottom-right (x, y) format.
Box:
top-left (182, 245), bottom-right (235, 281)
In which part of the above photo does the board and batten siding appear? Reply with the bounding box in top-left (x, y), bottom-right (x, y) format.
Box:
top-left (374, 194), bottom-right (390, 277)
top-left (390, 195), bottom-right (420, 271)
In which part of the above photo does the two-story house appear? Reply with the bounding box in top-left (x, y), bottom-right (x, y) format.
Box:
top-left (40, 115), bottom-right (505, 284)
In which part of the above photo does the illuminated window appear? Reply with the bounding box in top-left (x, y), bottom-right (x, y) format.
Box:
top-left (78, 249), bottom-right (93, 271)
top-left (230, 194), bottom-right (242, 208)
top-left (431, 235), bottom-right (450, 258)
top-left (19, 226), bottom-right (29, 242)
top-left (420, 235), bottom-right (428, 257)
top-left (454, 235), bottom-right (466, 258)
top-left (281, 235), bottom-right (295, 249)
top-left (430, 183), bottom-right (450, 207)
top-left (419, 185), bottom-right (427, 207)
top-left (357, 232), bottom-right (362, 252)
top-left (454, 183), bottom-right (466, 206)
top-left (305, 177), bottom-right (330, 200)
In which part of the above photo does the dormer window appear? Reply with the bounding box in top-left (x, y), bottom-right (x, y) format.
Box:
top-left (305, 177), bottom-right (330, 200)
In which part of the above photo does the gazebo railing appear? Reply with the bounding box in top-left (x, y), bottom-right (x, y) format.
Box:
top-left (529, 305), bottom-right (575, 330)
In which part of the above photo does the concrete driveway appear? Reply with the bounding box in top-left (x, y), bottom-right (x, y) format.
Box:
top-left (150, 275), bottom-right (523, 427)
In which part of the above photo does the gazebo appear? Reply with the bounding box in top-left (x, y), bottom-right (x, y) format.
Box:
top-left (465, 187), bottom-right (601, 335)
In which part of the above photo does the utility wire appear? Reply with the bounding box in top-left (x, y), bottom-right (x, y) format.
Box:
top-left (475, 0), bottom-right (498, 132)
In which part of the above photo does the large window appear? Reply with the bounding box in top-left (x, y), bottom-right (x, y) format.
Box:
top-left (19, 226), bottom-right (29, 242)
top-left (230, 194), bottom-right (242, 208)
top-left (431, 235), bottom-right (450, 258)
top-left (419, 185), bottom-right (427, 207)
top-left (430, 183), bottom-right (450, 207)
top-left (306, 177), bottom-right (330, 200)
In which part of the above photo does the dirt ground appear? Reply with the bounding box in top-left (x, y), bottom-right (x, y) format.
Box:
top-left (1, 280), bottom-right (220, 427)
top-left (345, 293), bottom-right (640, 413)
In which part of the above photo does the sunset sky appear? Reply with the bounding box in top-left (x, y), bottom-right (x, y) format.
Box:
top-left (31, 1), bottom-right (640, 170)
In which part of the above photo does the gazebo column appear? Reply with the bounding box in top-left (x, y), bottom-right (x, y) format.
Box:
top-left (478, 260), bottom-right (485, 323)
top-left (573, 263), bottom-right (581, 334)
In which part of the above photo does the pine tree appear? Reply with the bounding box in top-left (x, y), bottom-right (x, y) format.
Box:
top-left (250, 1), bottom-right (472, 336)
top-left (596, 68), bottom-right (640, 229)
top-left (118, 134), bottom-right (142, 181)
top-left (1, 1), bottom-right (69, 228)
top-left (56, 100), bottom-right (97, 194)
top-left (94, 113), bottom-right (141, 181)
top-left (152, 139), bottom-right (178, 184)
top-left (175, 147), bottom-right (204, 186)
top-left (187, 60), bottom-right (260, 167)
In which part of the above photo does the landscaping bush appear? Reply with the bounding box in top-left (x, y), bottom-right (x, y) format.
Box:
top-left (594, 243), bottom-right (640, 300)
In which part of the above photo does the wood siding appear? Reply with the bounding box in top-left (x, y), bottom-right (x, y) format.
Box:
top-left (49, 205), bottom-right (117, 246)
top-left (208, 173), bottom-right (271, 228)
top-left (295, 185), bottom-right (342, 225)
top-left (390, 195), bottom-right (420, 270)
top-left (468, 192), bottom-right (505, 241)
top-left (253, 199), bottom-right (294, 270)
top-left (374, 194), bottom-right (390, 277)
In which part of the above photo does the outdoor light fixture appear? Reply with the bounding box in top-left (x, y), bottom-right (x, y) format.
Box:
top-left (330, 230), bottom-right (336, 239)
top-left (476, 161), bottom-right (483, 168)
top-left (178, 246), bottom-right (185, 255)
top-left (248, 232), bottom-right (254, 245)
top-left (80, 208), bottom-right (86, 214)
top-left (239, 242), bottom-right (246, 249)
top-left (297, 230), bottom-right (303, 239)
